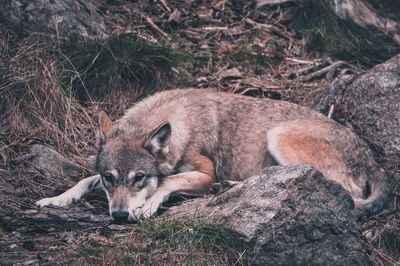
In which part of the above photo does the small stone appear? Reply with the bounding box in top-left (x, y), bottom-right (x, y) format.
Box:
top-left (217, 68), bottom-right (243, 81)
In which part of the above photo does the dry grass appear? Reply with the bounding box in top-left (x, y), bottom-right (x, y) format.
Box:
top-left (0, 42), bottom-right (97, 219)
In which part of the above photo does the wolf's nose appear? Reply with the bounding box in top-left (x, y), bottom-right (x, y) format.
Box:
top-left (112, 210), bottom-right (129, 222)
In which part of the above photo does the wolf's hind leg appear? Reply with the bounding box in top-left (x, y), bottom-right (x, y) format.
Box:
top-left (141, 154), bottom-right (215, 218)
top-left (36, 174), bottom-right (101, 207)
top-left (267, 121), bottom-right (366, 198)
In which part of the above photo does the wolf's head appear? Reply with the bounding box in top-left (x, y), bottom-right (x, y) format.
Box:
top-left (95, 111), bottom-right (171, 222)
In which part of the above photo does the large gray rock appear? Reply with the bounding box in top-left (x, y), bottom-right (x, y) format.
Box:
top-left (166, 164), bottom-right (369, 265)
top-left (0, 0), bottom-right (108, 39)
top-left (31, 145), bottom-right (85, 178)
top-left (11, 144), bottom-right (85, 178)
top-left (256, 0), bottom-right (400, 45)
top-left (341, 54), bottom-right (400, 158)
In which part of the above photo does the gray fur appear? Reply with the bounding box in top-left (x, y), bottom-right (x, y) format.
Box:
top-left (37, 89), bottom-right (389, 220)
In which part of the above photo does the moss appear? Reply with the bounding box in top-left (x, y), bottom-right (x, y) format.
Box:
top-left (79, 217), bottom-right (247, 265)
top-left (231, 46), bottom-right (277, 70)
top-left (289, 0), bottom-right (396, 66)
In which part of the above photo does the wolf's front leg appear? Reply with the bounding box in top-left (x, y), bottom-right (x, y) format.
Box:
top-left (141, 170), bottom-right (215, 218)
top-left (36, 174), bottom-right (101, 207)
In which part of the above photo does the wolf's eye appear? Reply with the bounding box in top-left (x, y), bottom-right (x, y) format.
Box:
top-left (135, 173), bottom-right (145, 182)
top-left (103, 173), bottom-right (114, 184)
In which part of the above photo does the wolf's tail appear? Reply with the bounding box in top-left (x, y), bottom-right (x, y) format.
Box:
top-left (353, 168), bottom-right (390, 217)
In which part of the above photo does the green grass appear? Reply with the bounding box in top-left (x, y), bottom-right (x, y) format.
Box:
top-left (80, 217), bottom-right (247, 265)
top-left (58, 29), bottom-right (280, 103)
top-left (187, 44), bottom-right (277, 76)
top-left (171, 28), bottom-right (279, 75)
top-left (60, 33), bottom-right (195, 101)
top-left (231, 46), bottom-right (277, 70)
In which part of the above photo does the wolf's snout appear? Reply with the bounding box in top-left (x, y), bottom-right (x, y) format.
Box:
top-left (112, 210), bottom-right (129, 222)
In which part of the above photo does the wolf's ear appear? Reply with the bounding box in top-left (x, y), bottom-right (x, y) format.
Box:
top-left (97, 111), bottom-right (113, 146)
top-left (145, 122), bottom-right (171, 156)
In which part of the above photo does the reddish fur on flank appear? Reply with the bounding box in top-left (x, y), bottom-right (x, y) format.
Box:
top-left (277, 134), bottom-right (343, 171)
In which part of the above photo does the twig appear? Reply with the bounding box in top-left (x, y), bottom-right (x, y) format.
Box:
top-left (159, 0), bottom-right (171, 12)
top-left (9, 154), bottom-right (35, 165)
top-left (297, 61), bottom-right (348, 82)
top-left (362, 238), bottom-right (397, 265)
top-left (144, 16), bottom-right (171, 40)
top-left (284, 57), bottom-right (315, 65)
top-left (214, 0), bottom-right (228, 10)
top-left (234, 249), bottom-right (247, 266)
top-left (245, 18), bottom-right (294, 41)
top-left (296, 64), bottom-right (319, 75)
top-left (203, 26), bottom-right (229, 31)
top-left (327, 104), bottom-right (335, 118)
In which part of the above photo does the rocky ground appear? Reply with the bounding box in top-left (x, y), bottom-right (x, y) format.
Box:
top-left (0, 0), bottom-right (399, 265)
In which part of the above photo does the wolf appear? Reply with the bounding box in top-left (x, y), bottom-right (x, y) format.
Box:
top-left (36, 89), bottom-right (389, 222)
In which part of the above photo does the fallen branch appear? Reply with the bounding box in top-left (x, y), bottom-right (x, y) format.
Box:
top-left (295, 63), bottom-right (322, 76)
top-left (297, 61), bottom-right (348, 82)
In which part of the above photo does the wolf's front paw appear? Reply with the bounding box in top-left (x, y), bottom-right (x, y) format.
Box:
top-left (141, 195), bottom-right (164, 218)
top-left (130, 206), bottom-right (143, 221)
top-left (35, 196), bottom-right (72, 208)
